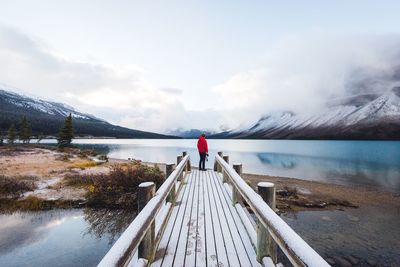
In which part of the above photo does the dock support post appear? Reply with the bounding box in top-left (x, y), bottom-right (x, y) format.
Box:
top-left (138, 182), bottom-right (156, 261)
top-left (166, 163), bottom-right (176, 203)
top-left (222, 155), bottom-right (229, 183)
top-left (182, 151), bottom-right (191, 172)
top-left (232, 164), bottom-right (243, 205)
top-left (216, 151), bottom-right (223, 172)
top-left (177, 155), bottom-right (183, 181)
top-left (256, 182), bottom-right (277, 263)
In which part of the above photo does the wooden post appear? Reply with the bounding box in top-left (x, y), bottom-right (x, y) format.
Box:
top-left (216, 151), bottom-right (223, 172)
top-left (166, 163), bottom-right (176, 203)
top-left (177, 155), bottom-right (183, 181)
top-left (138, 182), bottom-right (156, 261)
top-left (182, 151), bottom-right (191, 172)
top-left (256, 182), bottom-right (277, 263)
top-left (232, 164), bottom-right (243, 205)
top-left (222, 155), bottom-right (229, 183)
top-left (182, 151), bottom-right (188, 172)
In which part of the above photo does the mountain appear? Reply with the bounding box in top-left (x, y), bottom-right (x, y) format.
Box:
top-left (165, 128), bottom-right (217, 138)
top-left (0, 86), bottom-right (176, 139)
top-left (211, 87), bottom-right (400, 140)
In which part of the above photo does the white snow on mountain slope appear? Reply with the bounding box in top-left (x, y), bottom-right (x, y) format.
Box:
top-left (0, 85), bottom-right (99, 121)
top-left (238, 87), bottom-right (400, 135)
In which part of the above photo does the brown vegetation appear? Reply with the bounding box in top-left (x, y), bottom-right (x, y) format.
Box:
top-left (64, 162), bottom-right (165, 209)
top-left (0, 175), bottom-right (38, 198)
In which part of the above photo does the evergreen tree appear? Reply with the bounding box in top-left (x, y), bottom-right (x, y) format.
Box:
top-left (19, 116), bottom-right (32, 144)
top-left (0, 132), bottom-right (3, 146)
top-left (7, 124), bottom-right (16, 145)
top-left (37, 132), bottom-right (44, 143)
top-left (57, 113), bottom-right (74, 147)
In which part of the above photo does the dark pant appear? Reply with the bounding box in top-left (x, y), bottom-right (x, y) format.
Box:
top-left (199, 152), bottom-right (206, 170)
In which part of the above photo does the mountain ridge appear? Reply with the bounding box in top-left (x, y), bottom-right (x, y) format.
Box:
top-left (0, 86), bottom-right (177, 139)
top-left (210, 87), bottom-right (400, 140)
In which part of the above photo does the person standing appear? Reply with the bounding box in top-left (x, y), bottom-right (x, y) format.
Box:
top-left (197, 133), bottom-right (208, 171)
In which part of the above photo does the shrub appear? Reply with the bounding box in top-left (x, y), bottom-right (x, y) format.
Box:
top-left (0, 175), bottom-right (37, 198)
top-left (86, 162), bottom-right (164, 208)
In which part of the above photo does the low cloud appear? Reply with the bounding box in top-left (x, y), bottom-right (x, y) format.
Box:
top-left (1, 25), bottom-right (400, 132)
top-left (0, 24), bottom-right (187, 132)
top-left (213, 32), bottom-right (400, 129)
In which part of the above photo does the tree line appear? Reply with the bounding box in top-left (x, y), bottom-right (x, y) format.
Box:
top-left (0, 114), bottom-right (75, 147)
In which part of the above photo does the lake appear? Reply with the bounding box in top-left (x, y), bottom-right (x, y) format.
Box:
top-left (67, 139), bottom-right (400, 192)
top-left (1, 139), bottom-right (399, 266)
top-left (0, 209), bottom-right (135, 267)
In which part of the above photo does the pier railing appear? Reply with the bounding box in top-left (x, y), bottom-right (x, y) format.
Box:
top-left (98, 153), bottom-right (191, 267)
top-left (215, 153), bottom-right (329, 267)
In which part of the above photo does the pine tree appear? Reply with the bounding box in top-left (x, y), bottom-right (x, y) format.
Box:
top-left (58, 113), bottom-right (74, 147)
top-left (19, 116), bottom-right (32, 144)
top-left (7, 124), bottom-right (16, 145)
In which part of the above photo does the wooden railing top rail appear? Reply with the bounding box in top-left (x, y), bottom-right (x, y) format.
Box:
top-left (98, 155), bottom-right (189, 267)
top-left (215, 155), bottom-right (329, 267)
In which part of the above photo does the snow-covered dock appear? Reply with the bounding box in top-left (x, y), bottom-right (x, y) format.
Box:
top-left (98, 153), bottom-right (330, 267)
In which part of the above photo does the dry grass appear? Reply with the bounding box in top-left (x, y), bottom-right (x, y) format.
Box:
top-left (63, 162), bottom-right (165, 209)
top-left (0, 175), bottom-right (38, 198)
top-left (70, 161), bottom-right (101, 168)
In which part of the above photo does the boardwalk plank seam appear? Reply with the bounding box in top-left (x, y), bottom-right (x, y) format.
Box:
top-left (172, 170), bottom-right (197, 266)
top-left (203, 171), bottom-right (218, 267)
top-left (152, 171), bottom-right (194, 266)
top-left (212, 171), bottom-right (261, 267)
top-left (184, 170), bottom-right (200, 266)
top-left (209, 171), bottom-right (250, 266)
top-left (205, 170), bottom-right (229, 266)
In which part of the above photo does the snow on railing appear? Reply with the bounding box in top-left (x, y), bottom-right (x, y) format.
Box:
top-left (98, 154), bottom-right (190, 267)
top-left (215, 154), bottom-right (330, 267)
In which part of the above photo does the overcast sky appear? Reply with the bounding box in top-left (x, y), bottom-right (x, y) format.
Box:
top-left (1, 1), bottom-right (400, 132)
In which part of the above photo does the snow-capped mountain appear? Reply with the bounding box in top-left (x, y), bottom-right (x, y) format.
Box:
top-left (212, 87), bottom-right (400, 140)
top-left (0, 86), bottom-right (175, 138)
top-left (0, 88), bottom-right (99, 121)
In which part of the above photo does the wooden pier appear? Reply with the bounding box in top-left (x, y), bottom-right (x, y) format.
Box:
top-left (98, 153), bottom-right (330, 267)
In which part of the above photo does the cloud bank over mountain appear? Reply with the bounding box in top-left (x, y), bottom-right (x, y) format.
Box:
top-left (213, 32), bottom-right (400, 130)
top-left (1, 24), bottom-right (399, 132)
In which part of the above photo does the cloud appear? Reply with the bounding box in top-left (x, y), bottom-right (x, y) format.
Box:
top-left (1, 25), bottom-right (400, 132)
top-left (213, 32), bottom-right (400, 129)
top-left (0, 24), bottom-right (187, 132)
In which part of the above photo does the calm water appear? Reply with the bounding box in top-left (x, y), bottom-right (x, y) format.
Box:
top-left (0, 209), bottom-right (135, 267)
top-left (62, 139), bottom-right (400, 192)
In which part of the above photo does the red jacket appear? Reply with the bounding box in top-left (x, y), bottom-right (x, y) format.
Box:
top-left (197, 136), bottom-right (208, 153)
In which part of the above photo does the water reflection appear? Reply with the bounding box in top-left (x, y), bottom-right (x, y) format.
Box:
top-left (281, 205), bottom-right (400, 267)
top-left (83, 208), bottom-right (136, 244)
top-left (0, 209), bottom-right (135, 267)
top-left (39, 139), bottom-right (400, 192)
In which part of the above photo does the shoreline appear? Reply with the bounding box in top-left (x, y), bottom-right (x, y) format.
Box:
top-left (1, 145), bottom-right (399, 213)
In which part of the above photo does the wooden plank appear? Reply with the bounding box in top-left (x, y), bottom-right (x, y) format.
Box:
top-left (204, 170), bottom-right (229, 266)
top-left (151, 172), bottom-right (194, 266)
top-left (172, 170), bottom-right (198, 266)
top-left (235, 203), bottom-right (257, 248)
top-left (195, 169), bottom-right (206, 267)
top-left (215, 174), bottom-right (261, 267)
top-left (210, 171), bottom-right (258, 266)
top-left (208, 171), bottom-right (241, 266)
top-left (183, 170), bottom-right (200, 266)
top-left (203, 170), bottom-right (218, 267)
top-left (155, 202), bottom-right (172, 238)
